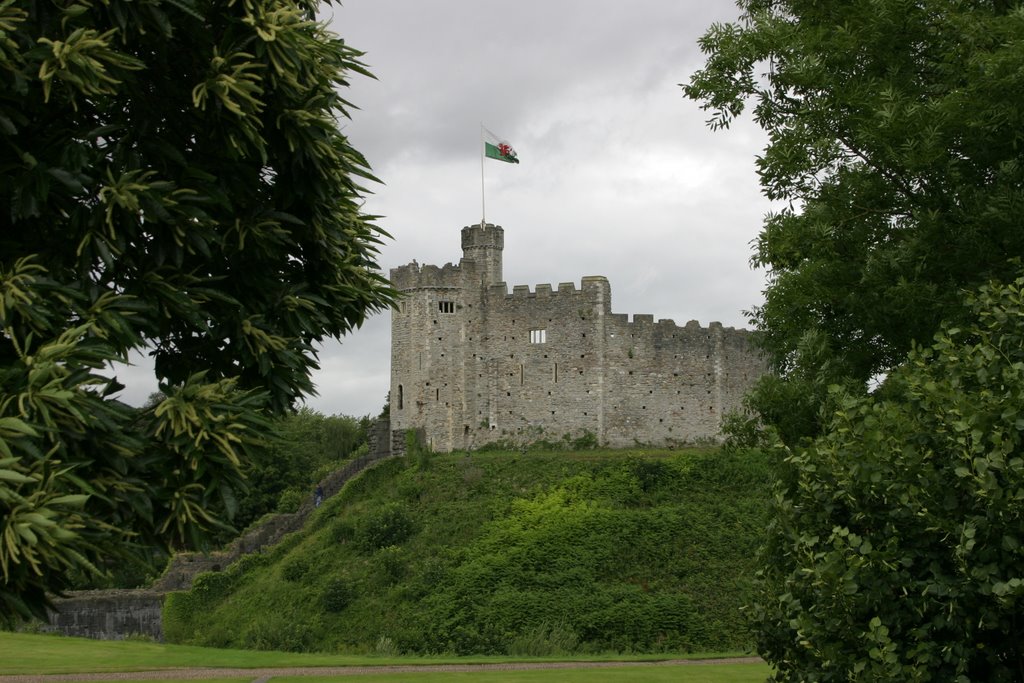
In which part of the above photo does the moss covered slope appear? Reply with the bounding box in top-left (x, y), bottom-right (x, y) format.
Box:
top-left (164, 449), bottom-right (770, 655)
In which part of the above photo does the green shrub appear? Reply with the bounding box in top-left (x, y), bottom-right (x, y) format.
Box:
top-left (320, 578), bottom-right (352, 613)
top-left (162, 590), bottom-right (208, 644)
top-left (280, 557), bottom-right (310, 582)
top-left (191, 570), bottom-right (233, 599)
top-left (627, 456), bottom-right (674, 493)
top-left (570, 431), bottom-right (599, 450)
top-left (242, 613), bottom-right (319, 652)
top-left (751, 274), bottom-right (1024, 681)
top-left (228, 551), bottom-right (269, 576)
top-left (405, 429), bottom-right (432, 471)
top-left (374, 634), bottom-right (399, 656)
top-left (720, 410), bottom-right (765, 453)
top-left (277, 488), bottom-right (305, 513)
top-left (508, 621), bottom-right (580, 656)
top-left (329, 520), bottom-right (354, 544)
top-left (354, 503), bottom-right (415, 551)
top-left (473, 439), bottom-right (516, 453)
top-left (373, 545), bottom-right (405, 585)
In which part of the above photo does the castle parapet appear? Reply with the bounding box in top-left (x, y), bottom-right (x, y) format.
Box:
top-left (461, 222), bottom-right (504, 250)
top-left (390, 261), bottom-right (468, 291)
top-left (496, 277), bottom-right (613, 301)
top-left (608, 315), bottom-right (747, 339)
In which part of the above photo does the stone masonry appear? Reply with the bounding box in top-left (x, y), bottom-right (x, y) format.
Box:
top-left (390, 222), bottom-right (767, 453)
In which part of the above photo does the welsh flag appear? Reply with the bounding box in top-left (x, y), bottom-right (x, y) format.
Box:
top-left (483, 128), bottom-right (520, 164)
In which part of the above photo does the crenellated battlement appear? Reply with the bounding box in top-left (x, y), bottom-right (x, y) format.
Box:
top-left (616, 316), bottom-right (744, 333)
top-left (461, 222), bottom-right (504, 250)
top-left (389, 220), bottom-right (767, 453)
top-left (390, 261), bottom-right (472, 291)
top-left (486, 276), bottom-right (611, 301)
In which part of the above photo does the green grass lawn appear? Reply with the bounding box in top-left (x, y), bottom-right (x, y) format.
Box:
top-left (0, 632), bottom-right (767, 681)
top-left (82, 670), bottom-right (767, 683)
top-left (85, 680), bottom-right (246, 683)
top-left (267, 667), bottom-right (769, 682)
top-left (60, 669), bottom-right (767, 683)
top-left (83, 673), bottom-right (766, 683)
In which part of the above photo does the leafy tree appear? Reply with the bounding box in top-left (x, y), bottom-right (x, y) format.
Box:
top-left (687, 2), bottom-right (1024, 677)
top-left (235, 408), bottom-right (367, 527)
top-left (0, 0), bottom-right (393, 623)
top-left (685, 0), bottom-right (1024, 444)
top-left (749, 274), bottom-right (1024, 681)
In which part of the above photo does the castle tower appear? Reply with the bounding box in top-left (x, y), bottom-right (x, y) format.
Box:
top-left (389, 223), bottom-right (506, 452)
top-left (460, 223), bottom-right (503, 286)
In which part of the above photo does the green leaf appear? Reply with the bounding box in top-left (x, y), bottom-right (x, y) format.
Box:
top-left (0, 469), bottom-right (35, 483)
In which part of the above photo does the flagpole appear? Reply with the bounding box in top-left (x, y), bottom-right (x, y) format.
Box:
top-left (480, 123), bottom-right (486, 227)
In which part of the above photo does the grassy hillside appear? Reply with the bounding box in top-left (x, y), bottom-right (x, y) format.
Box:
top-left (164, 448), bottom-right (770, 655)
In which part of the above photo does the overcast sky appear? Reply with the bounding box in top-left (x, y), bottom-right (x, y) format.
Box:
top-left (118, 0), bottom-right (775, 418)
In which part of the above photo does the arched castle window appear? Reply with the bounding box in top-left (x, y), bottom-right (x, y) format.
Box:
top-left (397, 385), bottom-right (404, 410)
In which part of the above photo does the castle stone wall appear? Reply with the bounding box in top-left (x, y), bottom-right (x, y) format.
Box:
top-left (391, 222), bottom-right (766, 452)
top-left (44, 590), bottom-right (164, 641)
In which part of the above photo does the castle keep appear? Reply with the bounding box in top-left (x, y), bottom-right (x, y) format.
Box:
top-left (390, 223), bottom-right (766, 452)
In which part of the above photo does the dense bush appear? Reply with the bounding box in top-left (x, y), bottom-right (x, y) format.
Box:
top-left (508, 622), bottom-right (580, 656)
top-left (750, 274), bottom-right (1024, 681)
top-left (372, 546), bottom-right (406, 585)
top-left (353, 503), bottom-right (416, 552)
top-left (280, 557), bottom-right (310, 583)
top-left (320, 578), bottom-right (353, 613)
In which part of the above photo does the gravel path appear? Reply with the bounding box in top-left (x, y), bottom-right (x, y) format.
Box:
top-left (0, 657), bottom-right (764, 681)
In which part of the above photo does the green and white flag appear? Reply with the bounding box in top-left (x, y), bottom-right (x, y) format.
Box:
top-left (483, 128), bottom-right (519, 164)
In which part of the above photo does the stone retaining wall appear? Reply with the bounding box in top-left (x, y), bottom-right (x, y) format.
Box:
top-left (44, 589), bottom-right (165, 641)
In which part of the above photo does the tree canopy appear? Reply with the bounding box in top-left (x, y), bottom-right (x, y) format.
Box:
top-left (686, 0), bottom-right (1024, 678)
top-left (750, 273), bottom-right (1024, 681)
top-left (685, 0), bottom-right (1024, 444)
top-left (1, 0), bottom-right (394, 623)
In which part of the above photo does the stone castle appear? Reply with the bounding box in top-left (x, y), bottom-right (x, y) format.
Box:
top-left (390, 223), bottom-right (766, 452)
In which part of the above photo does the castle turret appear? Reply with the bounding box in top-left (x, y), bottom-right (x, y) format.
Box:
top-left (461, 223), bottom-right (503, 286)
